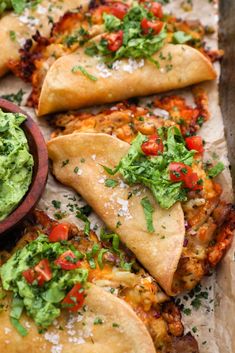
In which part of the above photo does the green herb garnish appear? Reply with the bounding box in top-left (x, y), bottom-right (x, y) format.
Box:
top-left (172, 31), bottom-right (193, 44)
top-left (207, 162), bottom-right (225, 178)
top-left (141, 197), bottom-right (155, 232)
top-left (103, 126), bottom-right (195, 209)
top-left (71, 65), bottom-right (97, 81)
top-left (85, 4), bottom-right (166, 66)
top-left (1, 89), bottom-right (25, 105)
top-left (105, 179), bottom-right (118, 188)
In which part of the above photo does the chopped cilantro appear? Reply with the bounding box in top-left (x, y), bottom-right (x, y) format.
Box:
top-left (105, 179), bottom-right (118, 188)
top-left (103, 126), bottom-right (195, 209)
top-left (61, 159), bottom-right (69, 167)
top-left (183, 308), bottom-right (192, 316)
top-left (51, 200), bottom-right (61, 209)
top-left (207, 162), bottom-right (225, 178)
top-left (71, 65), bottom-right (97, 81)
top-left (9, 30), bottom-right (16, 41)
top-left (94, 317), bottom-right (103, 325)
top-left (172, 31), bottom-right (193, 44)
top-left (1, 89), bottom-right (25, 105)
top-left (141, 197), bottom-right (155, 232)
top-left (112, 322), bottom-right (120, 328)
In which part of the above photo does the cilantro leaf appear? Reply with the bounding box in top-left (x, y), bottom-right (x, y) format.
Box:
top-left (71, 65), bottom-right (97, 81)
top-left (105, 179), bottom-right (118, 188)
top-left (172, 31), bottom-right (193, 44)
top-left (141, 197), bottom-right (155, 232)
top-left (207, 162), bottom-right (225, 178)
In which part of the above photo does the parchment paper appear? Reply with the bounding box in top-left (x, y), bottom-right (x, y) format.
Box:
top-left (0, 1), bottom-right (234, 352)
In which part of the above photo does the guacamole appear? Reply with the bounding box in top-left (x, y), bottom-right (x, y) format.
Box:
top-left (0, 234), bottom-right (88, 331)
top-left (0, 109), bottom-right (34, 221)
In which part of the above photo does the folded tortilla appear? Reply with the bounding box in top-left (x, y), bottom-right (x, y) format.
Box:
top-left (47, 133), bottom-right (185, 295)
top-left (38, 43), bottom-right (216, 116)
top-left (0, 0), bottom-right (89, 77)
top-left (0, 284), bottom-right (155, 353)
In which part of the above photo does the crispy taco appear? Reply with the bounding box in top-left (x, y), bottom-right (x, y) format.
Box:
top-left (38, 43), bottom-right (215, 116)
top-left (47, 96), bottom-right (235, 295)
top-left (0, 0), bottom-right (90, 77)
top-left (8, 1), bottom-right (220, 112)
top-left (0, 210), bottom-right (198, 353)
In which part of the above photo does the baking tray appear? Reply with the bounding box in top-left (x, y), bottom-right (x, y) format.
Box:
top-left (219, 0), bottom-right (235, 192)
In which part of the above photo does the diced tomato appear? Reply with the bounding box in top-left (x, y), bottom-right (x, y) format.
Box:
top-left (150, 2), bottom-right (163, 18)
top-left (106, 30), bottom-right (123, 52)
top-left (169, 162), bottom-right (191, 183)
top-left (62, 283), bottom-right (85, 312)
top-left (185, 136), bottom-right (204, 154)
top-left (34, 259), bottom-right (52, 286)
top-left (141, 134), bottom-right (164, 156)
top-left (169, 162), bottom-right (203, 191)
top-left (184, 172), bottom-right (203, 191)
top-left (22, 268), bottom-right (36, 284)
top-left (55, 250), bottom-right (81, 270)
top-left (92, 2), bottom-right (129, 23)
top-left (141, 18), bottom-right (164, 35)
top-left (49, 224), bottom-right (69, 243)
top-left (23, 259), bottom-right (52, 287)
top-left (109, 1), bottom-right (129, 19)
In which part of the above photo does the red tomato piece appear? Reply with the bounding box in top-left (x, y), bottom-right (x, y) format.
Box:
top-left (55, 250), bottom-right (81, 270)
top-left (109, 1), bottom-right (129, 19)
top-left (34, 259), bottom-right (52, 286)
top-left (184, 172), bottom-right (203, 191)
top-left (62, 283), bottom-right (85, 312)
top-left (141, 134), bottom-right (164, 156)
top-left (106, 30), bottom-right (123, 52)
top-left (185, 136), bottom-right (204, 154)
top-left (22, 268), bottom-right (36, 284)
top-left (150, 2), bottom-right (163, 18)
top-left (141, 18), bottom-right (164, 35)
top-left (169, 162), bottom-right (203, 191)
top-left (49, 224), bottom-right (69, 243)
top-left (23, 259), bottom-right (52, 287)
top-left (169, 162), bottom-right (192, 183)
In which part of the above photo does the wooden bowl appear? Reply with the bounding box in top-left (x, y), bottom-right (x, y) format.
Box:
top-left (0, 99), bottom-right (48, 235)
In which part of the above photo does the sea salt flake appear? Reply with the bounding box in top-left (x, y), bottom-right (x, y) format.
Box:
top-left (37, 5), bottom-right (47, 14)
top-left (122, 58), bottom-right (145, 73)
top-left (96, 63), bottom-right (112, 78)
top-left (44, 332), bottom-right (60, 345)
top-left (4, 327), bottom-right (11, 334)
top-left (98, 177), bottom-right (105, 184)
top-left (51, 344), bottom-right (63, 353)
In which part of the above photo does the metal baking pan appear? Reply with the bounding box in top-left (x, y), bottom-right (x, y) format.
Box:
top-left (219, 0), bottom-right (235, 192)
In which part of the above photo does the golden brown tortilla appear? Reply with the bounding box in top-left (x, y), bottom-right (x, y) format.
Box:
top-left (47, 132), bottom-right (185, 295)
top-left (0, 0), bottom-right (89, 77)
top-left (38, 43), bottom-right (216, 115)
top-left (0, 284), bottom-right (156, 353)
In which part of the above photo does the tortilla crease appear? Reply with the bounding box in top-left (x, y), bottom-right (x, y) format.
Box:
top-left (0, 284), bottom-right (156, 353)
top-left (38, 43), bottom-right (216, 116)
top-left (47, 132), bottom-right (185, 295)
top-left (0, 0), bottom-right (90, 77)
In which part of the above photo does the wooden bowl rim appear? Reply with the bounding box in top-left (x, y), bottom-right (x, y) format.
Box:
top-left (0, 98), bottom-right (48, 235)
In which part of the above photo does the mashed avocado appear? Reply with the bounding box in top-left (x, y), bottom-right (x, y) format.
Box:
top-left (0, 235), bottom-right (88, 330)
top-left (0, 109), bottom-right (34, 221)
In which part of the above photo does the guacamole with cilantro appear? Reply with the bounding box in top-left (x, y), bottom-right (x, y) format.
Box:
top-left (0, 109), bottom-right (34, 221)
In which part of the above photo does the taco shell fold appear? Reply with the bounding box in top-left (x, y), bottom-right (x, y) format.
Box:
top-left (47, 133), bottom-right (185, 295)
top-left (0, 284), bottom-right (156, 353)
top-left (38, 43), bottom-right (216, 115)
top-left (0, 0), bottom-right (89, 77)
